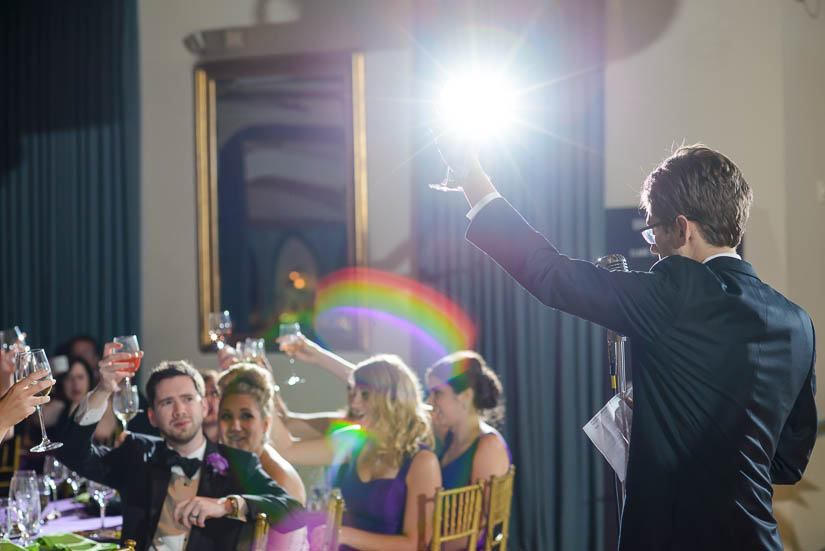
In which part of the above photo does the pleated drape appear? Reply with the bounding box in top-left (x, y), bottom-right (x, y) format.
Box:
top-left (412, 2), bottom-right (613, 549)
top-left (0, 0), bottom-right (140, 352)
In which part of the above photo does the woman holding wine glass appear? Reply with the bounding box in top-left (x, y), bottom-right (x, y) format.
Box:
top-left (41, 357), bottom-right (119, 444)
top-left (0, 368), bottom-right (53, 444)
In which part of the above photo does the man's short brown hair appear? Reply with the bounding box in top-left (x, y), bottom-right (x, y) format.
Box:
top-left (145, 360), bottom-right (205, 407)
top-left (640, 144), bottom-right (753, 248)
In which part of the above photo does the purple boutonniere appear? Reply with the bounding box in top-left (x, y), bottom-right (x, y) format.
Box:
top-left (205, 452), bottom-right (229, 476)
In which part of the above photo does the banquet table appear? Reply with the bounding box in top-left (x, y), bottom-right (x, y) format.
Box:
top-left (37, 498), bottom-right (122, 537)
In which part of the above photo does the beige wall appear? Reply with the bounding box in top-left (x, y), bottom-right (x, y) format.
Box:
top-left (138, 0), bottom-right (415, 411)
top-left (606, 1), bottom-right (825, 548)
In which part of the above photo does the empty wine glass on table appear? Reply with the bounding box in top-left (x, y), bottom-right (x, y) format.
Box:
top-left (208, 311), bottom-right (233, 350)
top-left (15, 350), bottom-right (61, 452)
top-left (10, 470), bottom-right (41, 546)
top-left (113, 384), bottom-right (140, 431)
top-left (37, 475), bottom-right (53, 515)
top-left (43, 457), bottom-right (66, 500)
top-left (112, 335), bottom-right (142, 391)
top-left (87, 481), bottom-right (116, 539)
top-left (278, 323), bottom-right (305, 386)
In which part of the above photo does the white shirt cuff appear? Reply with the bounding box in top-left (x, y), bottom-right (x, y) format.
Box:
top-left (74, 392), bottom-right (108, 425)
top-left (225, 495), bottom-right (248, 522)
top-left (466, 192), bottom-right (502, 220)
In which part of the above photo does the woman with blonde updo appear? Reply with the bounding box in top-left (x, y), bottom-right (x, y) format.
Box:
top-left (217, 363), bottom-right (307, 506)
top-left (270, 355), bottom-right (441, 551)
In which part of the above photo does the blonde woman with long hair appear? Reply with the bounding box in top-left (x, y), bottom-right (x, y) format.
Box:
top-left (270, 355), bottom-right (441, 551)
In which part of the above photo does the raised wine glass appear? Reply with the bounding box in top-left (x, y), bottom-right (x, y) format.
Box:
top-left (113, 384), bottom-right (140, 431)
top-left (112, 335), bottom-right (142, 391)
top-left (0, 325), bottom-right (24, 351)
top-left (240, 337), bottom-right (265, 362)
top-left (278, 323), bottom-right (305, 386)
top-left (15, 350), bottom-right (61, 452)
top-left (208, 311), bottom-right (233, 350)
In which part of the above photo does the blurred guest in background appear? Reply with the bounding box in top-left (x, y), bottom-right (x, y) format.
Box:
top-left (60, 334), bottom-right (102, 381)
top-left (201, 369), bottom-right (221, 442)
top-left (36, 356), bottom-right (116, 445)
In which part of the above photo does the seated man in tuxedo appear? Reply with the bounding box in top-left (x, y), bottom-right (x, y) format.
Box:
top-left (57, 355), bottom-right (302, 551)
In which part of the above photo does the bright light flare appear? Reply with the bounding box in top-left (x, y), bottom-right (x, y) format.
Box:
top-left (438, 71), bottom-right (517, 143)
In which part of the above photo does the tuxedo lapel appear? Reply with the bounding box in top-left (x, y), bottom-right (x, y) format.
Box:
top-left (195, 439), bottom-right (229, 498)
top-left (147, 442), bottom-right (172, 535)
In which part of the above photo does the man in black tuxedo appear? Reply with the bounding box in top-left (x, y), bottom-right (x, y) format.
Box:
top-left (57, 356), bottom-right (301, 551)
top-left (441, 144), bottom-right (816, 550)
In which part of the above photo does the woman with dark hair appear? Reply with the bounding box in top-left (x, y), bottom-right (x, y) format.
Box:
top-left (42, 356), bottom-right (118, 443)
top-left (426, 351), bottom-right (511, 550)
top-left (425, 351), bottom-right (511, 490)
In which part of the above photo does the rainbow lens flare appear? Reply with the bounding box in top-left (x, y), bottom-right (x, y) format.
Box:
top-left (313, 268), bottom-right (476, 364)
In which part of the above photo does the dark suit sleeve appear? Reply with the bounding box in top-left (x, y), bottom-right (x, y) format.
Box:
top-left (54, 412), bottom-right (141, 492)
top-left (771, 324), bottom-right (818, 484)
top-left (466, 197), bottom-right (687, 340)
top-left (232, 450), bottom-right (303, 532)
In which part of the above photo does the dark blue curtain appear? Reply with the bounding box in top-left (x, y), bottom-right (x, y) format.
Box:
top-left (413, 2), bottom-right (613, 549)
top-left (0, 0), bottom-right (140, 353)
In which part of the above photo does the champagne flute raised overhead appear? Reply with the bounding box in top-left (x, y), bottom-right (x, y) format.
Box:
top-left (278, 323), bottom-right (305, 386)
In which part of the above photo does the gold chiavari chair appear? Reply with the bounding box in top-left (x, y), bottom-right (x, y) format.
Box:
top-left (484, 465), bottom-right (515, 551)
top-left (432, 482), bottom-right (484, 550)
top-left (321, 488), bottom-right (345, 551)
top-left (0, 434), bottom-right (23, 490)
top-left (115, 540), bottom-right (137, 551)
top-left (252, 512), bottom-right (269, 551)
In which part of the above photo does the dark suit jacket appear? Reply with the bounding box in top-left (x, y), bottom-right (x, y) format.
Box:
top-left (56, 418), bottom-right (302, 551)
top-left (467, 197), bottom-right (817, 550)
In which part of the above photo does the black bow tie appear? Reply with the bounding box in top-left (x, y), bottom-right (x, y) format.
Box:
top-left (165, 451), bottom-right (202, 479)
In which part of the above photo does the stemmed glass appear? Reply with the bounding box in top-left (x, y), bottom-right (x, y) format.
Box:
top-left (0, 325), bottom-right (24, 351)
top-left (87, 481), bottom-right (116, 539)
top-left (208, 311), bottom-right (233, 350)
top-left (37, 475), bottom-right (52, 515)
top-left (240, 338), bottom-right (265, 362)
top-left (278, 323), bottom-right (305, 386)
top-left (10, 470), bottom-right (41, 546)
top-left (0, 497), bottom-right (10, 540)
top-left (43, 456), bottom-right (63, 501)
top-left (15, 350), bottom-right (62, 452)
top-left (112, 335), bottom-right (142, 391)
top-left (62, 468), bottom-right (81, 496)
top-left (113, 384), bottom-right (140, 431)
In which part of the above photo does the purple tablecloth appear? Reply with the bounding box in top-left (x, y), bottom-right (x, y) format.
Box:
top-left (38, 499), bottom-right (122, 536)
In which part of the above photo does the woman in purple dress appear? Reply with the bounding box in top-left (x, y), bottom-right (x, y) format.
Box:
top-left (270, 355), bottom-right (441, 551)
top-left (426, 351), bottom-right (511, 549)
